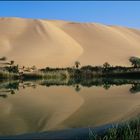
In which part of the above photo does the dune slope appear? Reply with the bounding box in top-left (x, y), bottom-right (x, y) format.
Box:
top-left (0, 17), bottom-right (140, 67)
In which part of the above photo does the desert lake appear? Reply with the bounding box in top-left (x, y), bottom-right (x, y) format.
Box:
top-left (0, 79), bottom-right (140, 137)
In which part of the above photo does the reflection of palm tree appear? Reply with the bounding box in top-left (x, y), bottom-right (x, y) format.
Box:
top-left (0, 94), bottom-right (7, 98)
top-left (0, 90), bottom-right (16, 98)
top-left (75, 84), bottom-right (81, 92)
top-left (103, 84), bottom-right (111, 90)
top-left (32, 84), bottom-right (37, 88)
top-left (11, 90), bottom-right (15, 94)
top-left (130, 84), bottom-right (140, 94)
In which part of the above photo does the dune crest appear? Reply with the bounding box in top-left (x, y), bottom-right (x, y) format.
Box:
top-left (0, 17), bottom-right (140, 67)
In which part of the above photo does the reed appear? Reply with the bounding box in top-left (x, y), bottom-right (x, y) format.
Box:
top-left (89, 117), bottom-right (140, 140)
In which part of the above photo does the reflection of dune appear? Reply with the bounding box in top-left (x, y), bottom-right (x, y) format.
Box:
top-left (1, 18), bottom-right (140, 67)
top-left (0, 86), bottom-right (84, 135)
top-left (61, 86), bottom-right (140, 128)
top-left (1, 85), bottom-right (140, 135)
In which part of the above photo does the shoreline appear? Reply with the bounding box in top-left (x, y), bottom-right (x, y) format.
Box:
top-left (0, 117), bottom-right (139, 140)
top-left (0, 123), bottom-right (114, 140)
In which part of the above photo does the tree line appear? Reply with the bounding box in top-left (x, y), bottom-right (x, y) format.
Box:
top-left (0, 56), bottom-right (140, 76)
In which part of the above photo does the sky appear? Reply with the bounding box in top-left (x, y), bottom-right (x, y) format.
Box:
top-left (0, 1), bottom-right (140, 29)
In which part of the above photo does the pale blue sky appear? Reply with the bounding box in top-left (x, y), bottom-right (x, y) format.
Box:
top-left (0, 1), bottom-right (140, 29)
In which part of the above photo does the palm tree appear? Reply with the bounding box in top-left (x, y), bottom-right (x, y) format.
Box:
top-left (75, 61), bottom-right (80, 69)
top-left (103, 62), bottom-right (111, 69)
top-left (129, 57), bottom-right (140, 68)
top-left (10, 60), bottom-right (14, 66)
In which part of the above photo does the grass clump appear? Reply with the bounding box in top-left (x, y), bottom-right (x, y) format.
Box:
top-left (89, 118), bottom-right (140, 140)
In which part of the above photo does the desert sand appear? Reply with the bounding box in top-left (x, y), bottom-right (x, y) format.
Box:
top-left (0, 17), bottom-right (140, 68)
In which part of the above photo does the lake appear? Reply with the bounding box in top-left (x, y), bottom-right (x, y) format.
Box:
top-left (0, 79), bottom-right (140, 138)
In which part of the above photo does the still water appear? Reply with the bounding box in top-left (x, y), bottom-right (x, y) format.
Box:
top-left (0, 79), bottom-right (140, 136)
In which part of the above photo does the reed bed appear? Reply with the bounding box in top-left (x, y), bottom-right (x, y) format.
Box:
top-left (89, 117), bottom-right (140, 140)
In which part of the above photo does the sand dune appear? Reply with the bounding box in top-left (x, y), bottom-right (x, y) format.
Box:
top-left (0, 17), bottom-right (140, 67)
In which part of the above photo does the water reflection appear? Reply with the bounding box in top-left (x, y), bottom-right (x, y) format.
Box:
top-left (130, 84), bottom-right (140, 94)
top-left (75, 84), bottom-right (81, 92)
top-left (1, 78), bottom-right (140, 98)
top-left (1, 78), bottom-right (140, 136)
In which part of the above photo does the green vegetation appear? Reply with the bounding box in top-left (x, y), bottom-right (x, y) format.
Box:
top-left (1, 77), bottom-right (140, 99)
top-left (0, 56), bottom-right (19, 79)
top-left (0, 57), bottom-right (140, 81)
top-left (89, 117), bottom-right (140, 140)
top-left (1, 56), bottom-right (140, 81)
top-left (0, 70), bottom-right (19, 79)
top-left (22, 70), bottom-right (68, 81)
top-left (129, 56), bottom-right (140, 68)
